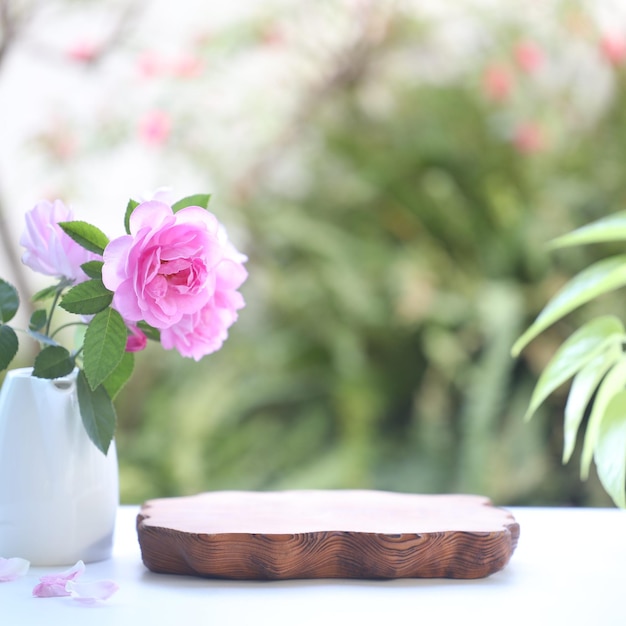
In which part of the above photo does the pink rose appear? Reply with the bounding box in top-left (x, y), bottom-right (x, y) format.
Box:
top-left (102, 200), bottom-right (243, 332)
top-left (160, 257), bottom-right (247, 360)
top-left (20, 200), bottom-right (98, 283)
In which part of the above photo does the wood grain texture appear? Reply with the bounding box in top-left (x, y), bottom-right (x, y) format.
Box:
top-left (136, 490), bottom-right (519, 580)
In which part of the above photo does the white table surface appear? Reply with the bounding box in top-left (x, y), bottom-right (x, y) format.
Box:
top-left (2, 505), bottom-right (624, 625)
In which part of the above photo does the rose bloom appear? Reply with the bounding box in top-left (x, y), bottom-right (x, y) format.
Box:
top-left (20, 200), bottom-right (98, 283)
top-left (102, 201), bottom-right (247, 350)
top-left (160, 252), bottom-right (247, 360)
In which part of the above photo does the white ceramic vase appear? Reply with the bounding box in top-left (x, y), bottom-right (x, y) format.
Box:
top-left (0, 367), bottom-right (118, 565)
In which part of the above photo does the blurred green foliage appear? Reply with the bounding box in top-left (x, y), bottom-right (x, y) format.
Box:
top-left (106, 3), bottom-right (626, 506)
top-left (6, 1), bottom-right (625, 506)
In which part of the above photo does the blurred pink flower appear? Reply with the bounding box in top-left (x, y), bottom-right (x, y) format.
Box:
top-left (137, 50), bottom-right (166, 78)
top-left (20, 200), bottom-right (99, 283)
top-left (513, 122), bottom-right (545, 154)
top-left (54, 135), bottom-right (78, 160)
top-left (171, 53), bottom-right (204, 78)
top-left (261, 23), bottom-right (286, 47)
top-left (67, 40), bottom-right (100, 63)
top-left (514, 40), bottom-right (544, 74)
top-left (482, 64), bottom-right (514, 102)
top-left (600, 32), bottom-right (626, 65)
top-left (138, 110), bottom-right (171, 146)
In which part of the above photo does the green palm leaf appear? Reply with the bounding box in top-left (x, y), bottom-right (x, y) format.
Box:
top-left (580, 357), bottom-right (626, 480)
top-left (512, 255), bottom-right (626, 356)
top-left (563, 349), bottom-right (620, 464)
top-left (551, 211), bottom-right (626, 248)
top-left (594, 389), bottom-right (626, 509)
top-left (524, 315), bottom-right (625, 422)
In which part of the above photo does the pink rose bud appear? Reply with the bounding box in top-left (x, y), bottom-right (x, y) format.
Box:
top-left (125, 323), bottom-right (148, 352)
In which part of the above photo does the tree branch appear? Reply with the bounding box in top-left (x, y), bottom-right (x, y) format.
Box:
top-left (231, 2), bottom-right (393, 204)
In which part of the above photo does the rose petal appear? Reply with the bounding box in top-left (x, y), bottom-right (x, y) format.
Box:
top-left (0, 557), bottom-right (30, 582)
top-left (65, 579), bottom-right (119, 604)
top-left (33, 560), bottom-right (86, 597)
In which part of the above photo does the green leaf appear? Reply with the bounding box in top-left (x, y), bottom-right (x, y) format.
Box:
top-left (32, 345), bottom-right (75, 379)
top-left (81, 261), bottom-right (104, 280)
top-left (563, 349), bottom-right (619, 464)
top-left (137, 320), bottom-right (161, 341)
top-left (524, 315), bottom-right (625, 421)
top-left (58, 221), bottom-right (109, 255)
top-left (76, 369), bottom-right (116, 455)
top-left (0, 279), bottom-right (19, 323)
top-left (60, 279), bottom-right (113, 315)
top-left (0, 325), bottom-right (18, 370)
top-left (102, 351), bottom-right (134, 400)
top-left (124, 198), bottom-right (139, 235)
top-left (512, 255), bottom-right (626, 356)
top-left (29, 309), bottom-right (47, 331)
top-left (594, 389), bottom-right (626, 508)
top-left (551, 211), bottom-right (626, 248)
top-left (172, 194), bottom-right (211, 212)
top-left (580, 357), bottom-right (626, 480)
top-left (32, 283), bottom-right (64, 303)
top-left (83, 308), bottom-right (127, 390)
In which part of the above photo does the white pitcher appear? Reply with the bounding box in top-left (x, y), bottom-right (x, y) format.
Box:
top-left (0, 367), bottom-right (118, 565)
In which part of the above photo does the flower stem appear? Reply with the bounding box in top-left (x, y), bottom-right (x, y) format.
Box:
top-left (50, 321), bottom-right (87, 340)
top-left (45, 287), bottom-right (64, 338)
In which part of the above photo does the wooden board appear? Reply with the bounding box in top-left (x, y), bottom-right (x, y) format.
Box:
top-left (136, 490), bottom-right (519, 580)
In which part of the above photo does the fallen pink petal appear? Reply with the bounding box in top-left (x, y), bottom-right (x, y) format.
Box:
top-left (0, 557), bottom-right (30, 582)
top-left (65, 579), bottom-right (119, 604)
top-left (32, 560), bottom-right (85, 597)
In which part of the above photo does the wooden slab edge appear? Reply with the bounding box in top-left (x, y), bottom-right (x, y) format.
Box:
top-left (136, 491), bottom-right (520, 580)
